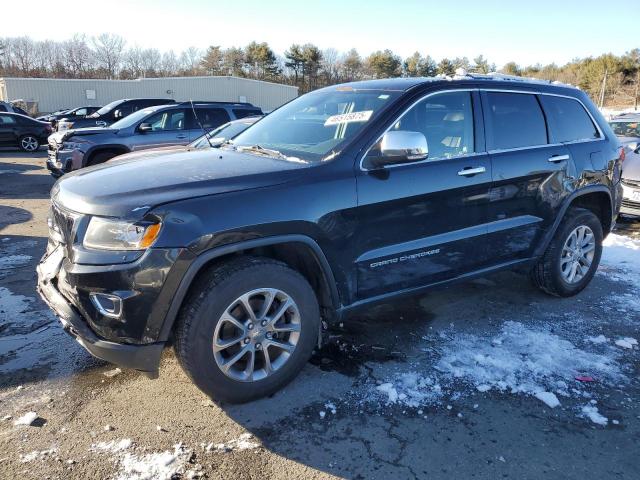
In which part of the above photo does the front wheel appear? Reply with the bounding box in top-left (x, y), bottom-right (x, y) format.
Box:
top-left (531, 207), bottom-right (603, 297)
top-left (174, 257), bottom-right (320, 403)
top-left (18, 135), bottom-right (40, 152)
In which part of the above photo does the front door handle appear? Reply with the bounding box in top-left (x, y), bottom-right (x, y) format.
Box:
top-left (548, 154), bottom-right (570, 163)
top-left (176, 134), bottom-right (187, 139)
top-left (458, 166), bottom-right (486, 177)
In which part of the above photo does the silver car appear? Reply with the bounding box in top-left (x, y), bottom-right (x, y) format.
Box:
top-left (609, 113), bottom-right (640, 216)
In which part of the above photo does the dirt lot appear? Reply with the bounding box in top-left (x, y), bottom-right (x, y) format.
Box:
top-left (1, 151), bottom-right (639, 480)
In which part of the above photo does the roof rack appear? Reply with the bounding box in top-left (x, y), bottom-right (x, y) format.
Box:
top-left (176, 101), bottom-right (256, 107)
top-left (447, 69), bottom-right (576, 89)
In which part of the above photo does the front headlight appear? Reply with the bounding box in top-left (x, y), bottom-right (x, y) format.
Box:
top-left (83, 217), bottom-right (162, 251)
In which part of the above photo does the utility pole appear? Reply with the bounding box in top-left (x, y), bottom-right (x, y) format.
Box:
top-left (599, 69), bottom-right (608, 108)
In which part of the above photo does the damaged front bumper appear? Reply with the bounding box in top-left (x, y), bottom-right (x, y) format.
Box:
top-left (36, 248), bottom-right (164, 378)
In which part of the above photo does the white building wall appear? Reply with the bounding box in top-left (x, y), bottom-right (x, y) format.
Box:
top-left (0, 76), bottom-right (298, 113)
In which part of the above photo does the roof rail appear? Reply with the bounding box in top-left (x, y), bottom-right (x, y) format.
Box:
top-left (449, 70), bottom-right (575, 88)
top-left (176, 101), bottom-right (256, 107)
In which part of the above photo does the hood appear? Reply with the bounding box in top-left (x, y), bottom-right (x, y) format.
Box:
top-left (52, 148), bottom-right (310, 218)
top-left (109, 145), bottom-right (188, 162)
top-left (50, 127), bottom-right (118, 144)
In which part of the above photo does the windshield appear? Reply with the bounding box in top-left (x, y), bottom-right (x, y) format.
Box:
top-left (110, 108), bottom-right (156, 129)
top-left (228, 88), bottom-right (401, 162)
top-left (609, 120), bottom-right (640, 138)
top-left (190, 121), bottom-right (255, 149)
top-left (90, 99), bottom-right (125, 118)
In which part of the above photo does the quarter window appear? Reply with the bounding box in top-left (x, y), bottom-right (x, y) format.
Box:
top-left (538, 95), bottom-right (599, 143)
top-left (389, 91), bottom-right (475, 160)
top-left (0, 114), bottom-right (17, 124)
top-left (486, 92), bottom-right (547, 150)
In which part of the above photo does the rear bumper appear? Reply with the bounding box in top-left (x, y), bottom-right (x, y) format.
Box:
top-left (37, 265), bottom-right (164, 377)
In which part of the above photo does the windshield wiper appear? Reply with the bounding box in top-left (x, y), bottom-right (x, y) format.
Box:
top-left (238, 144), bottom-right (289, 160)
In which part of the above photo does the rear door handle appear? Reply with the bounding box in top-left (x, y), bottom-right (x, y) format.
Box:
top-left (458, 166), bottom-right (486, 177)
top-left (548, 154), bottom-right (570, 163)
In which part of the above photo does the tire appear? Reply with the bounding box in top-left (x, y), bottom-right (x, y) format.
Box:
top-left (531, 207), bottom-right (603, 297)
top-left (18, 135), bottom-right (40, 152)
top-left (174, 257), bottom-right (320, 403)
top-left (87, 151), bottom-right (117, 167)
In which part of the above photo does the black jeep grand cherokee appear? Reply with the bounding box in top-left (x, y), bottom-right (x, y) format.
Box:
top-left (37, 76), bottom-right (623, 403)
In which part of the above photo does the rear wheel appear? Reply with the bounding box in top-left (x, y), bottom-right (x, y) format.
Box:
top-left (174, 257), bottom-right (320, 403)
top-left (18, 135), bottom-right (40, 152)
top-left (531, 207), bottom-right (603, 297)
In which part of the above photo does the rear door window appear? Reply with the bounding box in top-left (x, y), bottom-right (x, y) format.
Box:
top-left (538, 95), bottom-right (599, 143)
top-left (194, 108), bottom-right (231, 129)
top-left (233, 108), bottom-right (262, 119)
top-left (485, 92), bottom-right (547, 150)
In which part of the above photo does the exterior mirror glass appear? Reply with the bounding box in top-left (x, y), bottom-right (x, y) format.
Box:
top-left (138, 123), bottom-right (153, 132)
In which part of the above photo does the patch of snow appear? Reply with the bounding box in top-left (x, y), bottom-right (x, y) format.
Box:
top-left (587, 335), bottom-right (608, 344)
top-left (581, 404), bottom-right (608, 426)
top-left (205, 433), bottom-right (260, 453)
top-left (104, 368), bottom-right (123, 378)
top-left (370, 321), bottom-right (624, 409)
top-left (534, 391), bottom-right (561, 408)
top-left (324, 401), bottom-right (337, 414)
top-left (91, 439), bottom-right (133, 453)
top-left (20, 448), bottom-right (57, 462)
top-left (615, 337), bottom-right (638, 349)
top-left (118, 443), bottom-right (189, 480)
top-left (14, 411), bottom-right (38, 426)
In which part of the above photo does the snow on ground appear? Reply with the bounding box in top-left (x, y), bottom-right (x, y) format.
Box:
top-left (91, 439), bottom-right (194, 480)
top-left (359, 231), bottom-right (640, 424)
top-left (581, 403), bottom-right (609, 426)
top-left (19, 448), bottom-right (58, 463)
top-left (13, 411), bottom-right (38, 426)
top-left (203, 433), bottom-right (260, 453)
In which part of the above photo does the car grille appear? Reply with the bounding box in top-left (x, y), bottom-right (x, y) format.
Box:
top-left (621, 199), bottom-right (640, 210)
top-left (50, 203), bottom-right (81, 256)
top-left (622, 178), bottom-right (640, 188)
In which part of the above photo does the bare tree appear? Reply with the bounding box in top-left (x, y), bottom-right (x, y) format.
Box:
top-left (179, 47), bottom-right (202, 75)
top-left (91, 33), bottom-right (125, 78)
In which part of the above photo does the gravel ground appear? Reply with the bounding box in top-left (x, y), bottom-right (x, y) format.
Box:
top-left (1, 150), bottom-right (639, 480)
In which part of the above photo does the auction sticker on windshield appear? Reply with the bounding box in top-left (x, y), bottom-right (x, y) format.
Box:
top-left (324, 110), bottom-right (373, 126)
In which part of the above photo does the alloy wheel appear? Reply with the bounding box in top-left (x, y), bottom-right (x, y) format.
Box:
top-left (21, 136), bottom-right (39, 151)
top-left (212, 288), bottom-right (301, 382)
top-left (560, 225), bottom-right (596, 284)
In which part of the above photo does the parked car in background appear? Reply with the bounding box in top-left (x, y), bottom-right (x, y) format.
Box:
top-left (0, 101), bottom-right (30, 116)
top-left (47, 102), bottom-right (263, 176)
top-left (609, 112), bottom-right (640, 216)
top-left (56, 98), bottom-right (175, 131)
top-left (106, 115), bottom-right (264, 164)
top-left (38, 76), bottom-right (622, 403)
top-left (0, 112), bottom-right (52, 151)
top-left (38, 106), bottom-right (101, 129)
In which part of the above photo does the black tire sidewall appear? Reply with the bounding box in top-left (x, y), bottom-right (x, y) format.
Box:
top-left (181, 263), bottom-right (319, 403)
top-left (548, 210), bottom-right (603, 296)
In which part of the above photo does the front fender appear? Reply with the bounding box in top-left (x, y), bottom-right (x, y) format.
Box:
top-left (156, 234), bottom-right (340, 342)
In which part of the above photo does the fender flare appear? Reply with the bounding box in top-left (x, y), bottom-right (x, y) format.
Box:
top-left (158, 234), bottom-right (340, 342)
top-left (533, 185), bottom-right (613, 257)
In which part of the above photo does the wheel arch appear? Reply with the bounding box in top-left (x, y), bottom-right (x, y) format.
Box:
top-left (86, 145), bottom-right (130, 166)
top-left (534, 185), bottom-right (613, 257)
top-left (158, 235), bottom-right (341, 342)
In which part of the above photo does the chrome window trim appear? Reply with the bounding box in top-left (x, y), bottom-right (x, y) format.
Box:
top-left (359, 87), bottom-right (604, 171)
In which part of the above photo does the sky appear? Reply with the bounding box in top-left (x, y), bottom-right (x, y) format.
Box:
top-left (2, 0), bottom-right (632, 67)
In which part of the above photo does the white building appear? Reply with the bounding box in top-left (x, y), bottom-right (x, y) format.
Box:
top-left (0, 76), bottom-right (298, 114)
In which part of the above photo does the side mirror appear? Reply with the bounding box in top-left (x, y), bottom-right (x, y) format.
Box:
top-left (138, 123), bottom-right (152, 132)
top-left (367, 130), bottom-right (429, 168)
